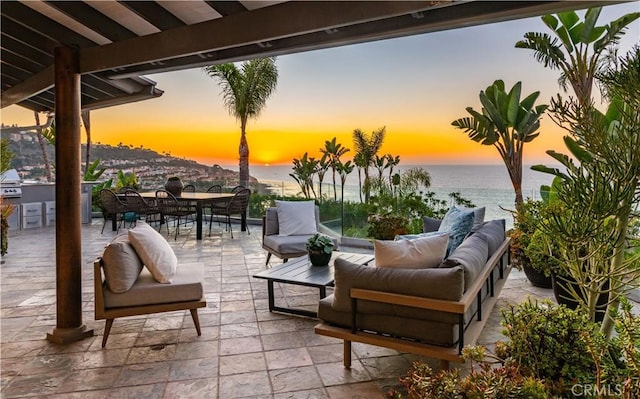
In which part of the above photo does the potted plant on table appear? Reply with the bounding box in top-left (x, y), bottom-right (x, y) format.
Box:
top-left (306, 233), bottom-right (334, 266)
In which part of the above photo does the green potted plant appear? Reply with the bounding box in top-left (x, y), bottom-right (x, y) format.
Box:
top-left (164, 176), bottom-right (183, 197)
top-left (0, 198), bottom-right (15, 258)
top-left (306, 233), bottom-right (334, 266)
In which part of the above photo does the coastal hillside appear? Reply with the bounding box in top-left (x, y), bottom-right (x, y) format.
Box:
top-left (4, 132), bottom-right (253, 189)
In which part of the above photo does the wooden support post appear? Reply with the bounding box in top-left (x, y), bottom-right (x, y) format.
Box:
top-left (46, 46), bottom-right (93, 344)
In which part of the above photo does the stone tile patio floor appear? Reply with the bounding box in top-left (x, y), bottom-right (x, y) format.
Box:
top-left (0, 220), bottom-right (555, 399)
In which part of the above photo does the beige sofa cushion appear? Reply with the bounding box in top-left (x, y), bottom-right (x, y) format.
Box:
top-left (128, 222), bottom-right (177, 284)
top-left (104, 263), bottom-right (204, 308)
top-left (102, 233), bottom-right (143, 293)
top-left (375, 233), bottom-right (448, 269)
top-left (332, 257), bottom-right (464, 314)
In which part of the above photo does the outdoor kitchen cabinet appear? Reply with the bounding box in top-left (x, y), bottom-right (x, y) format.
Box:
top-left (21, 202), bottom-right (42, 229)
top-left (45, 201), bottom-right (56, 226)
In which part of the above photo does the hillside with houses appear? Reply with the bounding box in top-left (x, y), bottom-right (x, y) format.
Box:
top-left (3, 131), bottom-right (254, 189)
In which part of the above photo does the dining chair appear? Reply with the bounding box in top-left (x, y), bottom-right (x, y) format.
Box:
top-left (216, 188), bottom-right (251, 238)
top-left (155, 189), bottom-right (196, 240)
top-left (121, 189), bottom-right (159, 226)
top-left (183, 184), bottom-right (196, 192)
top-left (206, 185), bottom-right (225, 229)
top-left (99, 189), bottom-right (129, 233)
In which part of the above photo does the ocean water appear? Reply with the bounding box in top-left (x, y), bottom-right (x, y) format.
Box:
top-left (245, 164), bottom-right (555, 227)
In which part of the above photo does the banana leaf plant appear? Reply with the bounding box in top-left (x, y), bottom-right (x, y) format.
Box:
top-left (516, 7), bottom-right (639, 106)
top-left (452, 80), bottom-right (548, 207)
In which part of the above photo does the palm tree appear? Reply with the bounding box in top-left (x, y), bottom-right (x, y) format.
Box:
top-left (316, 154), bottom-right (330, 201)
top-left (353, 153), bottom-right (366, 203)
top-left (452, 80), bottom-right (547, 207)
top-left (352, 127), bottom-right (386, 203)
top-left (33, 111), bottom-right (53, 182)
top-left (516, 7), bottom-right (639, 106)
top-left (321, 137), bottom-right (350, 201)
top-left (204, 58), bottom-right (278, 187)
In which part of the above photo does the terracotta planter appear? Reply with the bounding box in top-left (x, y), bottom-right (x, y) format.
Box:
top-left (165, 178), bottom-right (183, 197)
top-left (308, 250), bottom-right (332, 266)
top-left (551, 274), bottom-right (609, 322)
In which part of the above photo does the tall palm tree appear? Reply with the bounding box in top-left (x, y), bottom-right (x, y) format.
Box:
top-left (320, 137), bottom-right (349, 201)
top-left (352, 127), bottom-right (386, 203)
top-left (516, 7), bottom-right (639, 106)
top-left (353, 153), bottom-right (366, 203)
top-left (452, 80), bottom-right (547, 207)
top-left (204, 58), bottom-right (278, 186)
top-left (33, 111), bottom-right (53, 182)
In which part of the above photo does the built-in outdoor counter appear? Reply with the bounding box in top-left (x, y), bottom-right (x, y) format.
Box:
top-left (3, 182), bottom-right (94, 230)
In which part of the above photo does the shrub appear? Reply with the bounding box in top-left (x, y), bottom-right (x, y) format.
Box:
top-left (499, 298), bottom-right (612, 395)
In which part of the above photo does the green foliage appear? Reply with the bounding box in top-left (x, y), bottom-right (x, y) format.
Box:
top-left (352, 127), bottom-right (386, 203)
top-left (0, 139), bottom-right (14, 173)
top-left (516, 7), bottom-right (639, 105)
top-left (289, 153), bottom-right (318, 199)
top-left (366, 213), bottom-right (409, 240)
top-left (305, 233), bottom-right (334, 254)
top-left (0, 199), bottom-right (16, 256)
top-left (500, 298), bottom-right (607, 395)
top-left (532, 47), bottom-right (640, 326)
top-left (389, 355), bottom-right (547, 399)
top-left (452, 80), bottom-right (547, 206)
top-left (83, 158), bottom-right (106, 181)
top-left (115, 170), bottom-right (139, 191)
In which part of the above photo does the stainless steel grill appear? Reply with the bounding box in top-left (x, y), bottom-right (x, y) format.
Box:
top-left (0, 169), bottom-right (23, 198)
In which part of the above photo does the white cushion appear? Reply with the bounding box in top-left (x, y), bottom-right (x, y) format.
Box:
top-left (374, 233), bottom-right (449, 269)
top-left (275, 200), bottom-right (317, 236)
top-left (102, 233), bottom-right (143, 293)
top-left (128, 222), bottom-right (177, 284)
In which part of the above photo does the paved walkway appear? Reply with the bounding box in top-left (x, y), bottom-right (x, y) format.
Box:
top-left (1, 220), bottom-right (553, 398)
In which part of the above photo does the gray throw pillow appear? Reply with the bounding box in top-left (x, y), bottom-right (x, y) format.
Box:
top-left (455, 205), bottom-right (486, 233)
top-left (102, 233), bottom-right (144, 293)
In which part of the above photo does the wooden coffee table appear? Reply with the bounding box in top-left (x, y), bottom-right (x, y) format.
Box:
top-left (253, 252), bottom-right (374, 318)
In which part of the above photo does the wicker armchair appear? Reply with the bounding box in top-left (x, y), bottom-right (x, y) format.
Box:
top-left (155, 189), bottom-right (196, 240)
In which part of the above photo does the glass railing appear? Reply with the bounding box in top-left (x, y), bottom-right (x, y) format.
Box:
top-left (246, 179), bottom-right (542, 237)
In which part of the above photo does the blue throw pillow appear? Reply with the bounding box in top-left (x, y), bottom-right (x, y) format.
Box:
top-left (438, 207), bottom-right (475, 256)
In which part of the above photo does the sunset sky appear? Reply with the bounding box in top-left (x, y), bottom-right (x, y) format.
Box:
top-left (3, 2), bottom-right (639, 167)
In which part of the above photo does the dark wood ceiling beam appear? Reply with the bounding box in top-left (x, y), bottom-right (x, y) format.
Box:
top-left (1, 34), bottom-right (54, 67)
top-left (205, 1), bottom-right (247, 17)
top-left (119, 1), bottom-right (186, 30)
top-left (1, 2), bottom-right (96, 49)
top-left (1, 51), bottom-right (47, 75)
top-left (1, 65), bottom-right (54, 107)
top-left (0, 15), bottom-right (60, 57)
top-left (80, 1), bottom-right (438, 74)
top-left (48, 1), bottom-right (137, 42)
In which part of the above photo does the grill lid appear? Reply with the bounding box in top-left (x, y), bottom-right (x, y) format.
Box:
top-left (0, 169), bottom-right (21, 186)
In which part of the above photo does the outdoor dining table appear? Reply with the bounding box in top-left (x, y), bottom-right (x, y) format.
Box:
top-left (138, 191), bottom-right (235, 240)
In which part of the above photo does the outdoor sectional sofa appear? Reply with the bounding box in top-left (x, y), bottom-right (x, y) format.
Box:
top-left (315, 216), bottom-right (511, 369)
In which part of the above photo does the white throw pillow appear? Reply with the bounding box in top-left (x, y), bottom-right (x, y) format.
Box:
top-left (102, 233), bottom-right (143, 293)
top-left (374, 233), bottom-right (449, 269)
top-left (275, 200), bottom-right (317, 236)
top-left (128, 222), bottom-right (177, 284)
